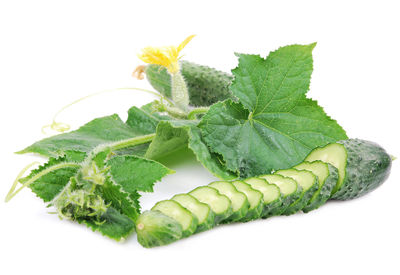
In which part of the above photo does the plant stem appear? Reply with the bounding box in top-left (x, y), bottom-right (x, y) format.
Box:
top-left (109, 133), bottom-right (156, 151)
top-left (187, 107), bottom-right (210, 120)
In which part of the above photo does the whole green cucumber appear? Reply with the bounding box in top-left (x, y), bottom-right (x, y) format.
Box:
top-left (145, 61), bottom-right (234, 107)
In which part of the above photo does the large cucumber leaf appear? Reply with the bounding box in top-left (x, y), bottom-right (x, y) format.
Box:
top-left (199, 44), bottom-right (347, 178)
top-left (146, 120), bottom-right (237, 180)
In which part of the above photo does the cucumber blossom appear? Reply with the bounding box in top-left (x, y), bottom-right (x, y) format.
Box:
top-left (136, 139), bottom-right (392, 248)
top-left (145, 61), bottom-right (234, 107)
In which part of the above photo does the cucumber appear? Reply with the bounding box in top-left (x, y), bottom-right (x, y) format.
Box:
top-left (231, 181), bottom-right (264, 221)
top-left (275, 169), bottom-right (319, 215)
top-left (305, 139), bottom-right (392, 200)
top-left (171, 193), bottom-right (215, 232)
top-left (136, 210), bottom-right (183, 248)
top-left (208, 181), bottom-right (249, 222)
top-left (243, 178), bottom-right (282, 218)
top-left (189, 186), bottom-right (232, 224)
top-left (294, 161), bottom-right (339, 212)
top-left (151, 200), bottom-right (198, 237)
top-left (259, 174), bottom-right (301, 215)
top-left (145, 61), bottom-right (234, 107)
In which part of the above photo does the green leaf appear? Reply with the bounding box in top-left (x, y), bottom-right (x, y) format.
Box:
top-left (82, 207), bottom-right (135, 241)
top-left (107, 155), bottom-right (174, 193)
top-left (21, 152), bottom-right (83, 202)
top-left (199, 44), bottom-right (347, 178)
top-left (17, 114), bottom-right (144, 157)
top-left (146, 120), bottom-right (237, 180)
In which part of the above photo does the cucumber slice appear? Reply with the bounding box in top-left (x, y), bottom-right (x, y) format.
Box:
top-left (189, 186), bottom-right (232, 224)
top-left (305, 139), bottom-right (392, 200)
top-left (171, 194), bottom-right (215, 232)
top-left (208, 181), bottom-right (249, 222)
top-left (152, 200), bottom-right (198, 237)
top-left (259, 174), bottom-right (301, 215)
top-left (231, 181), bottom-right (264, 221)
top-left (136, 210), bottom-right (183, 248)
top-left (294, 161), bottom-right (338, 212)
top-left (243, 178), bottom-right (282, 218)
top-left (275, 169), bottom-right (319, 215)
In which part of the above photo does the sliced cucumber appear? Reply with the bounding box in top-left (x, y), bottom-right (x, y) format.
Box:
top-left (294, 161), bottom-right (338, 212)
top-left (259, 174), bottom-right (301, 215)
top-left (231, 181), bottom-right (264, 222)
top-left (275, 169), bottom-right (319, 215)
top-left (305, 139), bottom-right (392, 200)
top-left (171, 194), bottom-right (215, 232)
top-left (243, 178), bottom-right (282, 218)
top-left (208, 181), bottom-right (249, 222)
top-left (151, 200), bottom-right (198, 237)
top-left (189, 186), bottom-right (232, 224)
top-left (136, 210), bottom-right (183, 248)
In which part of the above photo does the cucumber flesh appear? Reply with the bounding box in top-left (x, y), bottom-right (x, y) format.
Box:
top-left (136, 210), bottom-right (183, 248)
top-left (189, 186), bottom-right (232, 224)
top-left (208, 181), bottom-right (249, 222)
top-left (243, 178), bottom-right (282, 218)
top-left (231, 181), bottom-right (264, 221)
top-left (171, 194), bottom-right (214, 232)
top-left (304, 143), bottom-right (347, 194)
top-left (275, 169), bottom-right (319, 215)
top-left (259, 174), bottom-right (301, 215)
top-left (294, 161), bottom-right (338, 212)
top-left (151, 200), bottom-right (198, 237)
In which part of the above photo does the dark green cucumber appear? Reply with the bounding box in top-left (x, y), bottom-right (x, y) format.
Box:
top-left (275, 169), bottom-right (319, 215)
top-left (294, 161), bottom-right (338, 212)
top-left (305, 139), bottom-right (392, 200)
top-left (208, 181), bottom-right (249, 222)
top-left (151, 200), bottom-right (198, 237)
top-left (189, 186), bottom-right (232, 224)
top-left (231, 181), bottom-right (264, 222)
top-left (145, 61), bottom-right (234, 107)
top-left (171, 194), bottom-right (215, 232)
top-left (136, 210), bottom-right (183, 248)
top-left (243, 178), bottom-right (282, 218)
top-left (259, 174), bottom-right (302, 215)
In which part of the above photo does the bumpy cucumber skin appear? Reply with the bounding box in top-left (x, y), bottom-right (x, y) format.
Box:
top-left (331, 139), bottom-right (392, 200)
top-left (171, 194), bottom-right (215, 233)
top-left (300, 163), bottom-right (339, 213)
top-left (136, 210), bottom-right (183, 248)
top-left (145, 61), bottom-right (234, 107)
top-left (276, 170), bottom-right (319, 215)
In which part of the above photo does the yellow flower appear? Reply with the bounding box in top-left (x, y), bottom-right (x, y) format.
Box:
top-left (138, 35), bottom-right (195, 74)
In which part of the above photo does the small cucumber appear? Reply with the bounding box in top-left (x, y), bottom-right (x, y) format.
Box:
top-left (231, 181), bottom-right (264, 222)
top-left (294, 161), bottom-right (338, 212)
top-left (145, 61), bottom-right (234, 107)
top-left (259, 174), bottom-right (301, 215)
top-left (243, 178), bottom-right (282, 218)
top-left (136, 210), bottom-right (183, 248)
top-left (189, 186), bottom-right (232, 224)
top-left (151, 200), bottom-right (198, 237)
top-left (305, 139), bottom-right (392, 200)
top-left (171, 193), bottom-right (215, 232)
top-left (208, 181), bottom-right (249, 222)
top-left (275, 169), bottom-right (319, 215)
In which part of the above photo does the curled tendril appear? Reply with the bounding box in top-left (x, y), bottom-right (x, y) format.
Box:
top-left (41, 87), bottom-right (174, 136)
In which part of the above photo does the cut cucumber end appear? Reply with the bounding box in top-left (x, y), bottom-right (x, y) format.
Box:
top-left (136, 210), bottom-right (183, 248)
top-left (152, 200), bottom-right (198, 237)
top-left (189, 186), bottom-right (232, 224)
top-left (171, 193), bottom-right (214, 232)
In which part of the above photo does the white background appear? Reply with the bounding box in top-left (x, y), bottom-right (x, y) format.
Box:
top-left (1, 0), bottom-right (399, 274)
